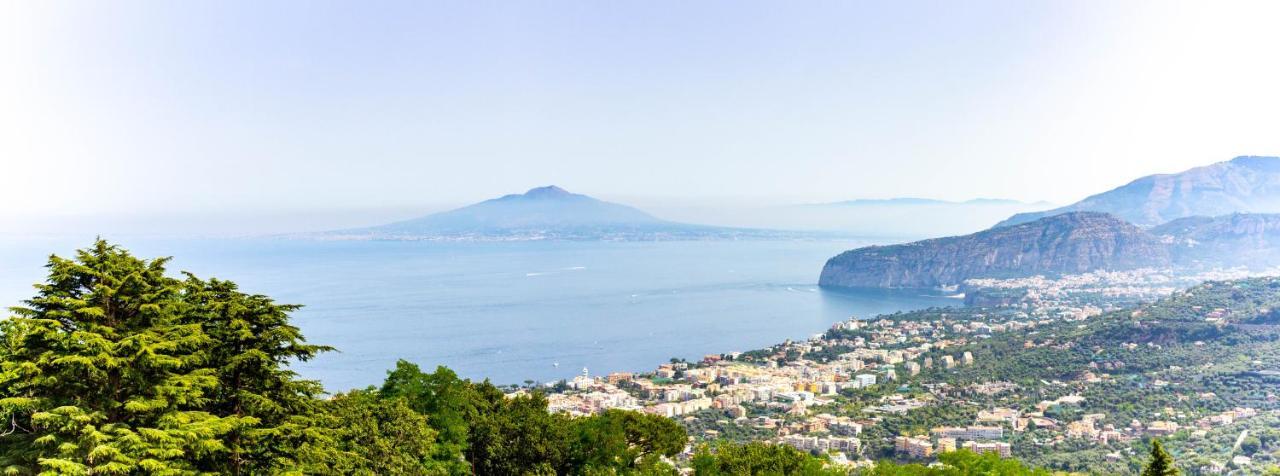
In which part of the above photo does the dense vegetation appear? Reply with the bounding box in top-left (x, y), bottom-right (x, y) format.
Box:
top-left (862, 450), bottom-right (1059, 475)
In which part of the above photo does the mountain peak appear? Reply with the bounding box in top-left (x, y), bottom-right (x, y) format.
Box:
top-left (1034, 210), bottom-right (1124, 224)
top-left (523, 185), bottom-right (574, 199)
top-left (1231, 155), bottom-right (1280, 163)
top-left (994, 155), bottom-right (1280, 228)
top-left (1228, 155), bottom-right (1280, 171)
top-left (344, 185), bottom-right (678, 238)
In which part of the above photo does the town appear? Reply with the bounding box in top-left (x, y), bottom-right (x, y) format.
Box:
top-left (530, 269), bottom-right (1280, 473)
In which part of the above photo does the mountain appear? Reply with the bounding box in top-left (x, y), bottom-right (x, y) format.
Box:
top-left (995, 156), bottom-right (1280, 228)
top-left (818, 212), bottom-right (1170, 289)
top-left (1153, 213), bottom-right (1280, 268)
top-left (374, 186), bottom-right (662, 233)
top-left (320, 186), bottom-right (799, 241)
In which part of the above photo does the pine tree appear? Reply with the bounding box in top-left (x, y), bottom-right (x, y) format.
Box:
top-left (1143, 439), bottom-right (1181, 476)
top-left (178, 274), bottom-right (334, 474)
top-left (0, 240), bottom-right (346, 474)
top-left (0, 240), bottom-right (231, 474)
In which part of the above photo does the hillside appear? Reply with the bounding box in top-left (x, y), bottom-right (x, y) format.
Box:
top-left (920, 277), bottom-right (1280, 472)
top-left (818, 212), bottom-right (1169, 289)
top-left (1154, 213), bottom-right (1280, 268)
top-left (713, 274), bottom-right (1280, 474)
top-left (996, 156), bottom-right (1280, 228)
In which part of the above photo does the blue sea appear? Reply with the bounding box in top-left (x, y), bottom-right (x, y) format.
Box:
top-left (0, 237), bottom-right (954, 391)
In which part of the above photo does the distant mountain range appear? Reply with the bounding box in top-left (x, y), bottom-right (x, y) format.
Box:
top-left (755, 196), bottom-right (1053, 239)
top-left (318, 186), bottom-right (808, 241)
top-left (812, 197), bottom-right (1048, 207)
top-left (996, 156), bottom-right (1280, 228)
top-left (822, 155), bottom-right (1280, 290)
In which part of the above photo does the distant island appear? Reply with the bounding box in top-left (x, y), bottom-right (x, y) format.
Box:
top-left (313, 185), bottom-right (817, 241)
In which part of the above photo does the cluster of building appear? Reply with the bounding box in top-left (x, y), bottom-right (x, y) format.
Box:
top-left (780, 434), bottom-right (861, 453)
top-left (963, 267), bottom-right (1279, 311)
top-left (539, 312), bottom-right (1020, 465)
top-left (893, 435), bottom-right (1011, 459)
top-left (534, 271), bottom-right (1274, 468)
top-left (892, 425), bottom-right (1006, 460)
top-left (1196, 406), bottom-right (1259, 429)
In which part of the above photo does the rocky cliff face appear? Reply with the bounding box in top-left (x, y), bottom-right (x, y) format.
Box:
top-left (819, 212), bottom-right (1171, 289)
top-left (996, 156), bottom-right (1280, 228)
top-left (1154, 213), bottom-right (1280, 268)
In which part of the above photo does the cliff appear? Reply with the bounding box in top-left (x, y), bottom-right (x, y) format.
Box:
top-left (1154, 213), bottom-right (1280, 268)
top-left (819, 212), bottom-right (1170, 289)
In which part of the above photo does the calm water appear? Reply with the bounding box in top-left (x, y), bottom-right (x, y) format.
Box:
top-left (0, 237), bottom-right (954, 391)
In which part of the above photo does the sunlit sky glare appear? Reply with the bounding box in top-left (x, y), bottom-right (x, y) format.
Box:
top-left (3, 1), bottom-right (1280, 222)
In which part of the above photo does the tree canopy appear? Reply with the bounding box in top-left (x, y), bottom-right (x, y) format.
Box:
top-left (691, 442), bottom-right (845, 476)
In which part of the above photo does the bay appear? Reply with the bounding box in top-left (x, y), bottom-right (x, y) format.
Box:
top-left (0, 237), bottom-right (954, 391)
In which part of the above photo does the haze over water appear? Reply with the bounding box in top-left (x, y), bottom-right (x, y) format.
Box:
top-left (0, 237), bottom-right (953, 390)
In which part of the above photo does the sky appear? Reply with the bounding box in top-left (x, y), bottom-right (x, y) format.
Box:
top-left (3, 1), bottom-right (1280, 234)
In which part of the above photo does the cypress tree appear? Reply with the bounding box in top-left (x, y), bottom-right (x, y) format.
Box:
top-left (1142, 439), bottom-right (1180, 476)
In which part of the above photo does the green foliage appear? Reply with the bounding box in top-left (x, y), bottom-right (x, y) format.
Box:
top-left (861, 450), bottom-right (1055, 475)
top-left (179, 273), bottom-right (334, 474)
top-left (381, 360), bottom-right (686, 475)
top-left (935, 450), bottom-right (1052, 475)
top-left (314, 389), bottom-right (449, 475)
top-left (0, 241), bottom-right (385, 474)
top-left (567, 409), bottom-right (685, 474)
top-left (0, 241), bottom-right (232, 474)
top-left (381, 361), bottom-right (475, 469)
top-left (1141, 440), bottom-right (1180, 476)
top-left (1240, 435), bottom-right (1261, 455)
top-left (691, 442), bottom-right (846, 476)
top-left (469, 389), bottom-right (572, 475)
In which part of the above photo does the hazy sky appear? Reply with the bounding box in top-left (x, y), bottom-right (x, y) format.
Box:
top-left (4, 1), bottom-right (1280, 225)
